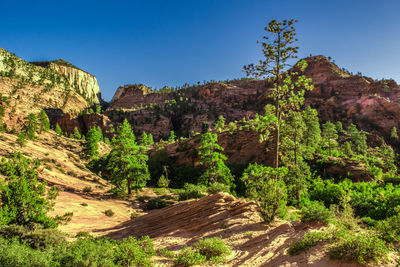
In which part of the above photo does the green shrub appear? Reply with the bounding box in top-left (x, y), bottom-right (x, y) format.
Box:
top-left (289, 231), bottom-right (329, 255)
top-left (157, 174), bottom-right (169, 188)
top-left (157, 248), bottom-right (175, 258)
top-left (0, 225), bottom-right (65, 249)
top-left (300, 201), bottom-right (333, 224)
top-left (174, 247), bottom-right (206, 267)
top-left (82, 186), bottom-right (92, 193)
top-left (178, 183), bottom-right (206, 201)
top-left (104, 209), bottom-right (114, 217)
top-left (146, 197), bottom-right (173, 210)
top-left (328, 231), bottom-right (388, 264)
top-left (192, 237), bottom-right (231, 263)
top-left (207, 182), bottom-right (230, 194)
top-left (375, 214), bottom-right (400, 243)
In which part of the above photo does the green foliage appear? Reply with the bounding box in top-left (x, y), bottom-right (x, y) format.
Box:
top-left (16, 133), bottom-right (27, 147)
top-left (174, 247), bottom-right (206, 267)
top-left (214, 115), bottom-right (226, 132)
top-left (289, 231), bottom-right (329, 255)
top-left (207, 182), bottom-right (231, 194)
top-left (55, 124), bottom-right (63, 135)
top-left (107, 119), bottom-right (150, 195)
top-left (0, 225), bottom-right (65, 249)
top-left (167, 130), bottom-right (176, 142)
top-left (178, 183), bottom-right (206, 201)
top-left (192, 237), bottom-right (231, 263)
top-left (37, 110), bottom-right (50, 133)
top-left (347, 124), bottom-right (367, 154)
top-left (322, 121), bottom-right (338, 156)
top-left (390, 126), bottom-right (398, 140)
top-left (328, 231), bottom-right (388, 264)
top-left (300, 200), bottom-right (333, 224)
top-left (104, 209), bottom-right (114, 217)
top-left (23, 113), bottom-right (38, 140)
top-left (0, 153), bottom-right (58, 228)
top-left (85, 127), bottom-right (99, 157)
top-left (157, 174), bottom-right (169, 188)
top-left (375, 214), bottom-right (400, 243)
top-left (241, 163), bottom-right (288, 223)
top-left (244, 19), bottom-right (314, 171)
top-left (72, 127), bottom-right (81, 139)
top-left (146, 197), bottom-right (173, 210)
top-left (198, 132), bottom-right (233, 186)
top-left (302, 107), bottom-right (321, 151)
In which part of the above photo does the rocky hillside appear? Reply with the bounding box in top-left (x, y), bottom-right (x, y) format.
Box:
top-left (0, 48), bottom-right (102, 130)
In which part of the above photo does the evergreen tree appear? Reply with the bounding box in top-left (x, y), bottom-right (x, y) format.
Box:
top-left (0, 153), bottom-right (58, 228)
top-left (85, 127), bottom-right (99, 157)
top-left (322, 121), bottom-right (338, 156)
top-left (302, 107), bottom-right (321, 151)
top-left (55, 124), bottom-right (63, 136)
top-left (335, 121), bottom-right (344, 134)
top-left (214, 115), bottom-right (226, 132)
top-left (243, 19), bottom-right (313, 171)
top-left (198, 132), bottom-right (233, 185)
top-left (147, 133), bottom-right (154, 145)
top-left (107, 119), bottom-right (149, 195)
top-left (168, 130), bottom-right (176, 143)
top-left (95, 126), bottom-right (103, 142)
top-left (139, 131), bottom-right (149, 146)
top-left (38, 110), bottom-right (50, 133)
top-left (16, 133), bottom-right (27, 147)
top-left (391, 126), bottom-right (398, 140)
top-left (347, 123), bottom-right (367, 154)
top-left (23, 113), bottom-right (38, 140)
top-left (241, 163), bottom-right (287, 223)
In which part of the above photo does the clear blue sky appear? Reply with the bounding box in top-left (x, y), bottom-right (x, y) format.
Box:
top-left (1, 0), bottom-right (400, 101)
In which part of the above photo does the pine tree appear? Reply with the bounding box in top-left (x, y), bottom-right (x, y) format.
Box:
top-left (107, 119), bottom-right (149, 195)
top-left (198, 132), bottom-right (233, 185)
top-left (0, 153), bottom-right (58, 228)
top-left (214, 115), bottom-right (226, 132)
top-left (243, 19), bottom-right (314, 171)
top-left (168, 130), bottom-right (176, 143)
top-left (85, 127), bottom-right (99, 157)
top-left (347, 123), bottom-right (367, 154)
top-left (391, 126), bottom-right (398, 140)
top-left (139, 131), bottom-right (149, 146)
top-left (302, 107), bottom-right (321, 151)
top-left (38, 110), bottom-right (50, 133)
top-left (322, 122), bottom-right (338, 156)
top-left (23, 113), bottom-right (38, 140)
top-left (147, 133), bottom-right (154, 145)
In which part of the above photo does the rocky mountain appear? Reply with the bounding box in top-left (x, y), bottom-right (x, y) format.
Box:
top-left (0, 48), bottom-right (102, 130)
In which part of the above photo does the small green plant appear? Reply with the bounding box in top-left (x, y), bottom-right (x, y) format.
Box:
top-left (207, 182), bottom-right (230, 194)
top-left (157, 174), bottom-right (169, 188)
top-left (83, 186), bottom-right (92, 193)
top-left (192, 237), bottom-right (231, 263)
top-left (157, 247), bottom-right (175, 258)
top-left (146, 197), bottom-right (173, 210)
top-left (178, 183), bottom-right (206, 201)
top-left (289, 231), bottom-right (329, 255)
top-left (300, 201), bottom-right (333, 224)
top-left (328, 231), bottom-right (388, 264)
top-left (174, 247), bottom-right (206, 267)
top-left (104, 209), bottom-right (114, 217)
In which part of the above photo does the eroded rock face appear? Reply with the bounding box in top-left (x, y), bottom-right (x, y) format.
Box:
top-left (303, 56), bottom-right (400, 141)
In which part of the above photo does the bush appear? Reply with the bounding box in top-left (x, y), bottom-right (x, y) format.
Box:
top-left (289, 231), bottom-right (329, 255)
top-left (146, 197), bottom-right (173, 210)
top-left (157, 174), bottom-right (169, 188)
top-left (0, 225), bottom-right (65, 249)
top-left (300, 201), bottom-right (333, 224)
top-left (82, 186), bottom-right (92, 193)
top-left (104, 209), bottom-right (114, 217)
top-left (207, 182), bottom-right (230, 194)
top-left (178, 183), bottom-right (206, 201)
top-left (174, 247), bottom-right (206, 267)
top-left (375, 214), bottom-right (400, 243)
top-left (192, 237), bottom-right (231, 263)
top-left (157, 248), bottom-right (175, 258)
top-left (328, 231), bottom-right (388, 264)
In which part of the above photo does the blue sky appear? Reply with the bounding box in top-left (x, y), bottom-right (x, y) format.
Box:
top-left (1, 0), bottom-right (400, 100)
